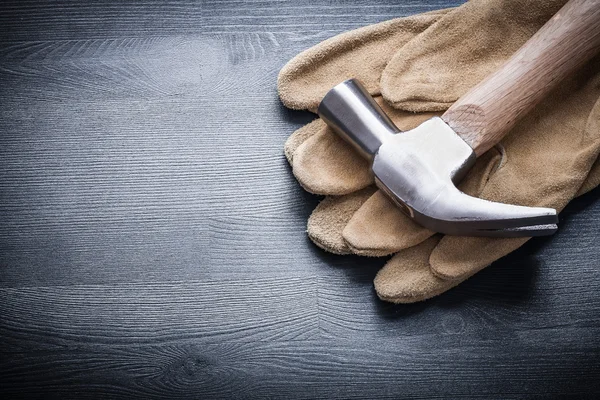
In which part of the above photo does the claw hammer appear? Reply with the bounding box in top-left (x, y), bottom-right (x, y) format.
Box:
top-left (318, 0), bottom-right (600, 237)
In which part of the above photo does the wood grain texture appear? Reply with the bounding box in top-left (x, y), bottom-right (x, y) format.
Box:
top-left (442, 0), bottom-right (600, 155)
top-left (0, 0), bottom-right (458, 40)
top-left (2, 334), bottom-right (600, 399)
top-left (1, 0), bottom-right (600, 399)
top-left (0, 278), bottom-right (320, 350)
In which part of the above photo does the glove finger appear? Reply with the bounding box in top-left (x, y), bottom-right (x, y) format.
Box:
top-left (380, 0), bottom-right (567, 112)
top-left (343, 190), bottom-right (433, 257)
top-left (278, 9), bottom-right (451, 112)
top-left (343, 148), bottom-right (502, 256)
top-left (284, 118), bottom-right (322, 164)
top-left (307, 186), bottom-right (377, 254)
top-left (292, 119), bottom-right (372, 195)
top-left (431, 63), bottom-right (600, 281)
top-left (291, 99), bottom-right (438, 196)
top-left (374, 236), bottom-right (470, 303)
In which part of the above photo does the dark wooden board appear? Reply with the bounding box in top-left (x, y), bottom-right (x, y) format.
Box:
top-left (1, 0), bottom-right (599, 398)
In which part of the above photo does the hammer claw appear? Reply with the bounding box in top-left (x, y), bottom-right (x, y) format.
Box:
top-left (403, 185), bottom-right (559, 237)
top-left (476, 224), bottom-right (558, 237)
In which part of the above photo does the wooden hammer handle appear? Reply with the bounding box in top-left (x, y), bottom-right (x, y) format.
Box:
top-left (442, 0), bottom-right (600, 156)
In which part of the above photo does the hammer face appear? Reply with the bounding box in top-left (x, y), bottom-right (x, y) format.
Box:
top-left (373, 117), bottom-right (557, 236)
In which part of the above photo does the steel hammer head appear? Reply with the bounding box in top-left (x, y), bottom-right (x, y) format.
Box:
top-left (317, 79), bottom-right (558, 237)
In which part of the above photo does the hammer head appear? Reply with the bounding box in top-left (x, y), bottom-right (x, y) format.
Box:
top-left (317, 79), bottom-right (558, 237)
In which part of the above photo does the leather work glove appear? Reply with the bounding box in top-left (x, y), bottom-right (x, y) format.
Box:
top-left (278, 0), bottom-right (600, 303)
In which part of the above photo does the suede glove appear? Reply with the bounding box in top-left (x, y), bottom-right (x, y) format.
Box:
top-left (278, 0), bottom-right (600, 303)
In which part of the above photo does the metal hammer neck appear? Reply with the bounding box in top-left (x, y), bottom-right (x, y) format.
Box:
top-left (317, 79), bottom-right (399, 160)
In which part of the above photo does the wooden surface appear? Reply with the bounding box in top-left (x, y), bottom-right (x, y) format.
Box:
top-left (442, 0), bottom-right (600, 155)
top-left (1, 1), bottom-right (599, 398)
